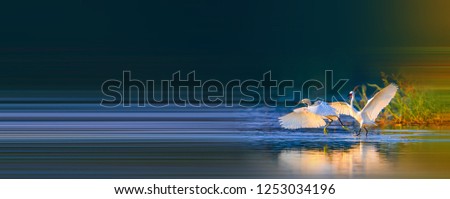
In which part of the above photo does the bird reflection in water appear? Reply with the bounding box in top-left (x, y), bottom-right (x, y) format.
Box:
top-left (277, 142), bottom-right (391, 178)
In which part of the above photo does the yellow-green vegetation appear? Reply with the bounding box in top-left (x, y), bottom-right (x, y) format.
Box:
top-left (353, 72), bottom-right (446, 127)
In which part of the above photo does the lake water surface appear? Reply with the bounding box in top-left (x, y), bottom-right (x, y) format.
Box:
top-left (0, 104), bottom-right (449, 178)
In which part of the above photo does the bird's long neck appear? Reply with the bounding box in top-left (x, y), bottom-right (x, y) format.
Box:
top-left (350, 95), bottom-right (355, 108)
top-left (350, 95), bottom-right (361, 124)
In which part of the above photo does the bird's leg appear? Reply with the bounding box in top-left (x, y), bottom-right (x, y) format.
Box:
top-left (364, 127), bottom-right (369, 136)
top-left (354, 128), bottom-right (361, 136)
top-left (323, 121), bottom-right (330, 135)
top-left (337, 117), bottom-right (350, 131)
top-left (323, 117), bottom-right (333, 135)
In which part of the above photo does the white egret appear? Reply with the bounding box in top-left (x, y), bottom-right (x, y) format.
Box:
top-left (329, 83), bottom-right (398, 136)
top-left (279, 99), bottom-right (348, 134)
top-left (301, 99), bottom-right (350, 133)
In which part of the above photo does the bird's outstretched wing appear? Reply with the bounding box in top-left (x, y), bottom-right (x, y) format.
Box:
top-left (329, 102), bottom-right (358, 118)
top-left (308, 101), bottom-right (338, 116)
top-left (361, 83), bottom-right (398, 122)
top-left (278, 107), bottom-right (326, 129)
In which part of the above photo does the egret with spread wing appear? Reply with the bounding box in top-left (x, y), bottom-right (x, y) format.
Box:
top-left (329, 83), bottom-right (398, 136)
top-left (279, 99), bottom-right (348, 134)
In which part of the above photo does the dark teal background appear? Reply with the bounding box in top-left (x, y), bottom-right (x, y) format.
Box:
top-left (1, 1), bottom-right (449, 90)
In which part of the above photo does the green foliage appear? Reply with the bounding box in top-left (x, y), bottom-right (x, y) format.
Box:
top-left (354, 72), bottom-right (445, 126)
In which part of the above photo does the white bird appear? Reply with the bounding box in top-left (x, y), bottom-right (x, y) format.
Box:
top-left (279, 99), bottom-right (349, 134)
top-left (329, 83), bottom-right (398, 136)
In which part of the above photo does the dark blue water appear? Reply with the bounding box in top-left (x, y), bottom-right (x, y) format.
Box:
top-left (0, 104), bottom-right (449, 178)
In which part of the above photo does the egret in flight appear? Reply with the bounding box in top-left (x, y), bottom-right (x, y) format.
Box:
top-left (279, 99), bottom-right (349, 134)
top-left (329, 83), bottom-right (398, 136)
